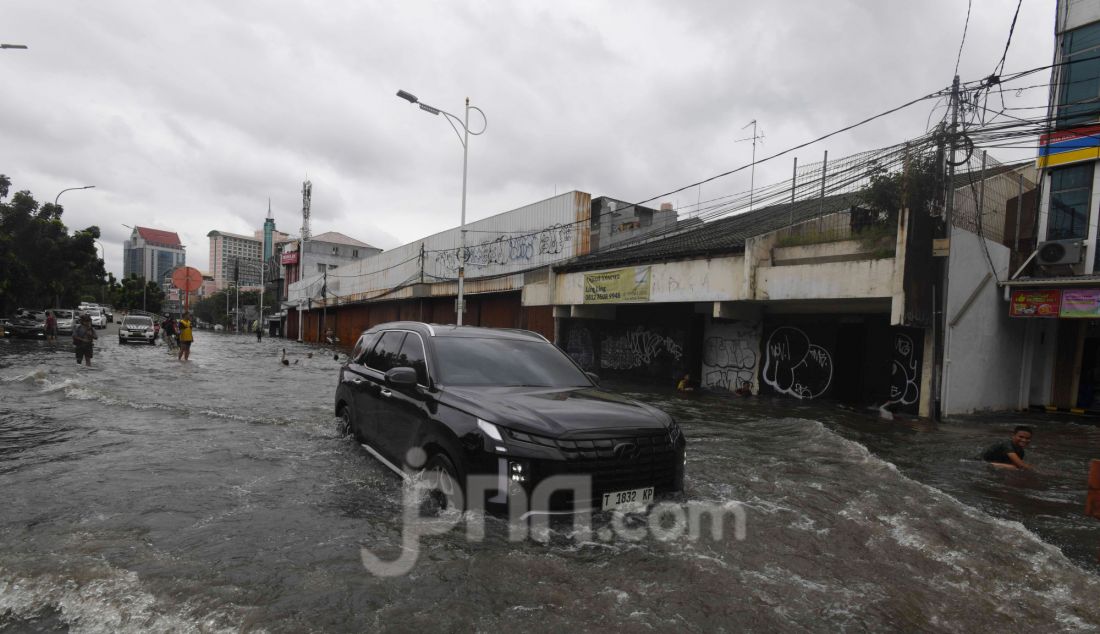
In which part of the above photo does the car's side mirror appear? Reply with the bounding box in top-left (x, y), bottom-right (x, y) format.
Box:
top-left (585, 371), bottom-right (600, 385)
top-left (386, 366), bottom-right (419, 387)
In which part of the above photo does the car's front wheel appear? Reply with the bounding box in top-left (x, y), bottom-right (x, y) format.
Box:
top-left (118, 339), bottom-right (125, 345)
top-left (421, 452), bottom-right (464, 513)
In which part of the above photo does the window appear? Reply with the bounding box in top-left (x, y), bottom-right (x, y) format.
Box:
top-left (332, 246), bottom-right (340, 255)
top-left (1047, 164), bottom-right (1093, 240)
top-left (364, 331), bottom-right (406, 372)
top-left (1057, 22), bottom-right (1100, 127)
top-left (432, 337), bottom-right (591, 387)
top-left (351, 332), bottom-right (380, 364)
top-left (352, 249), bottom-right (359, 258)
top-left (397, 334), bottom-right (429, 385)
top-left (317, 263), bottom-right (326, 274)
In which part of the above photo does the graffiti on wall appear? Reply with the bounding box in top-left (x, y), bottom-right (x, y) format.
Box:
top-left (600, 326), bottom-right (683, 370)
top-left (565, 325), bottom-right (595, 371)
top-left (762, 326), bottom-right (833, 399)
top-left (433, 224), bottom-right (574, 274)
top-left (887, 332), bottom-right (920, 410)
top-left (702, 321), bottom-right (760, 392)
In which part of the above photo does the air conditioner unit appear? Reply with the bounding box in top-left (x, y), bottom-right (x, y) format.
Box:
top-left (1036, 239), bottom-right (1084, 266)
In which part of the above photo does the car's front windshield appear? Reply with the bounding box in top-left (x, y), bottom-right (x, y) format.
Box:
top-left (432, 336), bottom-right (592, 388)
top-left (126, 318), bottom-right (152, 326)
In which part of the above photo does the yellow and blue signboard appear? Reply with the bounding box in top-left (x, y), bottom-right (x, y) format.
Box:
top-left (1037, 124), bottom-right (1100, 168)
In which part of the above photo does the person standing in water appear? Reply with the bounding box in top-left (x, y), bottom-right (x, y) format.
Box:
top-left (72, 314), bottom-right (97, 366)
top-left (44, 310), bottom-right (58, 345)
top-left (177, 311), bottom-right (194, 361)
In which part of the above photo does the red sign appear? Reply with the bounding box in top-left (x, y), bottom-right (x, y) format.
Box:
top-left (171, 266), bottom-right (203, 292)
top-left (280, 251), bottom-right (299, 265)
top-left (1009, 289), bottom-right (1061, 317)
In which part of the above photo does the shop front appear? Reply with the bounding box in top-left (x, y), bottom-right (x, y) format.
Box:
top-left (1010, 286), bottom-right (1100, 411)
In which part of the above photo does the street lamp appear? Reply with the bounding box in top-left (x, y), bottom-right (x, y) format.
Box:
top-left (396, 89), bottom-right (487, 326)
top-left (1, 44), bottom-right (28, 50)
top-left (55, 185), bottom-right (95, 205)
top-left (94, 240), bottom-right (107, 304)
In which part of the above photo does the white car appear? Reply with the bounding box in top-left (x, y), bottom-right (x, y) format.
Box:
top-left (118, 315), bottom-right (156, 345)
top-left (53, 309), bottom-right (76, 335)
top-left (82, 308), bottom-right (107, 329)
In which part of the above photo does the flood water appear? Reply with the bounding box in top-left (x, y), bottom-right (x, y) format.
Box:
top-left (1, 325), bottom-right (1099, 632)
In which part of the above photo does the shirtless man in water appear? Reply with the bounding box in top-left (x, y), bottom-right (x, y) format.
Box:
top-left (981, 426), bottom-right (1034, 470)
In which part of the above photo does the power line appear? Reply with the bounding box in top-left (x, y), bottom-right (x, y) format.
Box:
top-left (954, 0), bottom-right (972, 77)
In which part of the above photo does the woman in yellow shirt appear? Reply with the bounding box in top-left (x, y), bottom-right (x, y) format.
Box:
top-left (177, 311), bottom-right (194, 361)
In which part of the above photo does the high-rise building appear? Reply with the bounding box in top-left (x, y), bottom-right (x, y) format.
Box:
top-left (207, 230), bottom-right (264, 289)
top-left (123, 227), bottom-right (186, 285)
top-left (263, 202), bottom-right (276, 262)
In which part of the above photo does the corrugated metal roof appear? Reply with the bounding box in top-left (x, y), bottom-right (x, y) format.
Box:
top-left (555, 192), bottom-right (863, 272)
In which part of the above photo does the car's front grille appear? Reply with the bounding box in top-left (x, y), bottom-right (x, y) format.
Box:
top-left (512, 429), bottom-right (680, 496)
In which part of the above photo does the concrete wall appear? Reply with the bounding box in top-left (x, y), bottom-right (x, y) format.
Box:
top-left (756, 258), bottom-right (896, 301)
top-left (700, 316), bottom-right (761, 393)
top-left (1027, 319), bottom-right (1058, 406)
top-left (942, 228), bottom-right (1028, 414)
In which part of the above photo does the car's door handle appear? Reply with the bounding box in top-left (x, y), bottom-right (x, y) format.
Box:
top-left (380, 388), bottom-right (393, 398)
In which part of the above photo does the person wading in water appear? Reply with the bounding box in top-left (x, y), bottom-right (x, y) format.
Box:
top-left (177, 312), bottom-right (194, 361)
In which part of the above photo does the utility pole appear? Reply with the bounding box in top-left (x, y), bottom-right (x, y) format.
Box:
top-left (258, 257), bottom-right (264, 341)
top-left (936, 75), bottom-right (962, 421)
top-left (321, 268), bottom-right (328, 344)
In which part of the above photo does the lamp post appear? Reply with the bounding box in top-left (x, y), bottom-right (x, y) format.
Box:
top-left (55, 185), bottom-right (95, 205)
top-left (94, 240), bottom-right (107, 304)
top-left (1, 44), bottom-right (28, 50)
top-left (396, 89), bottom-right (486, 326)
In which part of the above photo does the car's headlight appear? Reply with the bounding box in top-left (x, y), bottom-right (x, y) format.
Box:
top-left (477, 418), bottom-right (503, 442)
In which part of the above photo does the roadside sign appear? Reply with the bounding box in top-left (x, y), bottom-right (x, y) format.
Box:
top-left (171, 266), bottom-right (203, 310)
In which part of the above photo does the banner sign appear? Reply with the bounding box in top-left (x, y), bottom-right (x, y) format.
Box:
top-left (1060, 288), bottom-right (1100, 318)
top-left (1009, 289), bottom-right (1061, 317)
top-left (1037, 123), bottom-right (1100, 169)
top-left (583, 266), bottom-right (651, 304)
top-left (280, 251), bottom-right (299, 265)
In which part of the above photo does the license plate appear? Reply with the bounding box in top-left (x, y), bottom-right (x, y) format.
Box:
top-left (601, 486), bottom-right (654, 511)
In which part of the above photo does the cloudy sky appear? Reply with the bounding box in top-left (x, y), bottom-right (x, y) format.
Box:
top-left (2, 1), bottom-right (1054, 278)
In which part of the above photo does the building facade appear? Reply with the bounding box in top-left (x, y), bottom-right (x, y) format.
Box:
top-left (123, 226), bottom-right (186, 285)
top-left (207, 230), bottom-right (265, 289)
top-left (1002, 0), bottom-right (1100, 413)
top-left (279, 231), bottom-right (381, 300)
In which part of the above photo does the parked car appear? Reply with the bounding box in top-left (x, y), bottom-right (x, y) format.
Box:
top-left (53, 309), bottom-right (76, 335)
top-left (335, 322), bottom-right (685, 514)
top-left (7, 309), bottom-right (46, 338)
top-left (118, 315), bottom-right (157, 345)
top-left (81, 307), bottom-right (107, 329)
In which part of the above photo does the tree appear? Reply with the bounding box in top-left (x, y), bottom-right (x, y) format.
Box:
top-left (0, 177), bottom-right (106, 314)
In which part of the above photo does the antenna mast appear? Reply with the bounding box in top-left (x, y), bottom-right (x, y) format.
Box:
top-left (736, 120), bottom-right (765, 211)
top-left (300, 179), bottom-right (312, 241)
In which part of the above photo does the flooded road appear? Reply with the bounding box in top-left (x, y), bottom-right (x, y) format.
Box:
top-left (1, 326), bottom-right (1099, 632)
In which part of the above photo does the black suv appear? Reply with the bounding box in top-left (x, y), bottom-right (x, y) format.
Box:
top-left (335, 322), bottom-right (685, 513)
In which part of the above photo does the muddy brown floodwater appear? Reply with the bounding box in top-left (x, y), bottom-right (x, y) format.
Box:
top-left (1, 329), bottom-right (1098, 632)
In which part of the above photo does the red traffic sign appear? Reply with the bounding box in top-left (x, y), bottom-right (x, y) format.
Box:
top-left (171, 266), bottom-right (203, 292)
